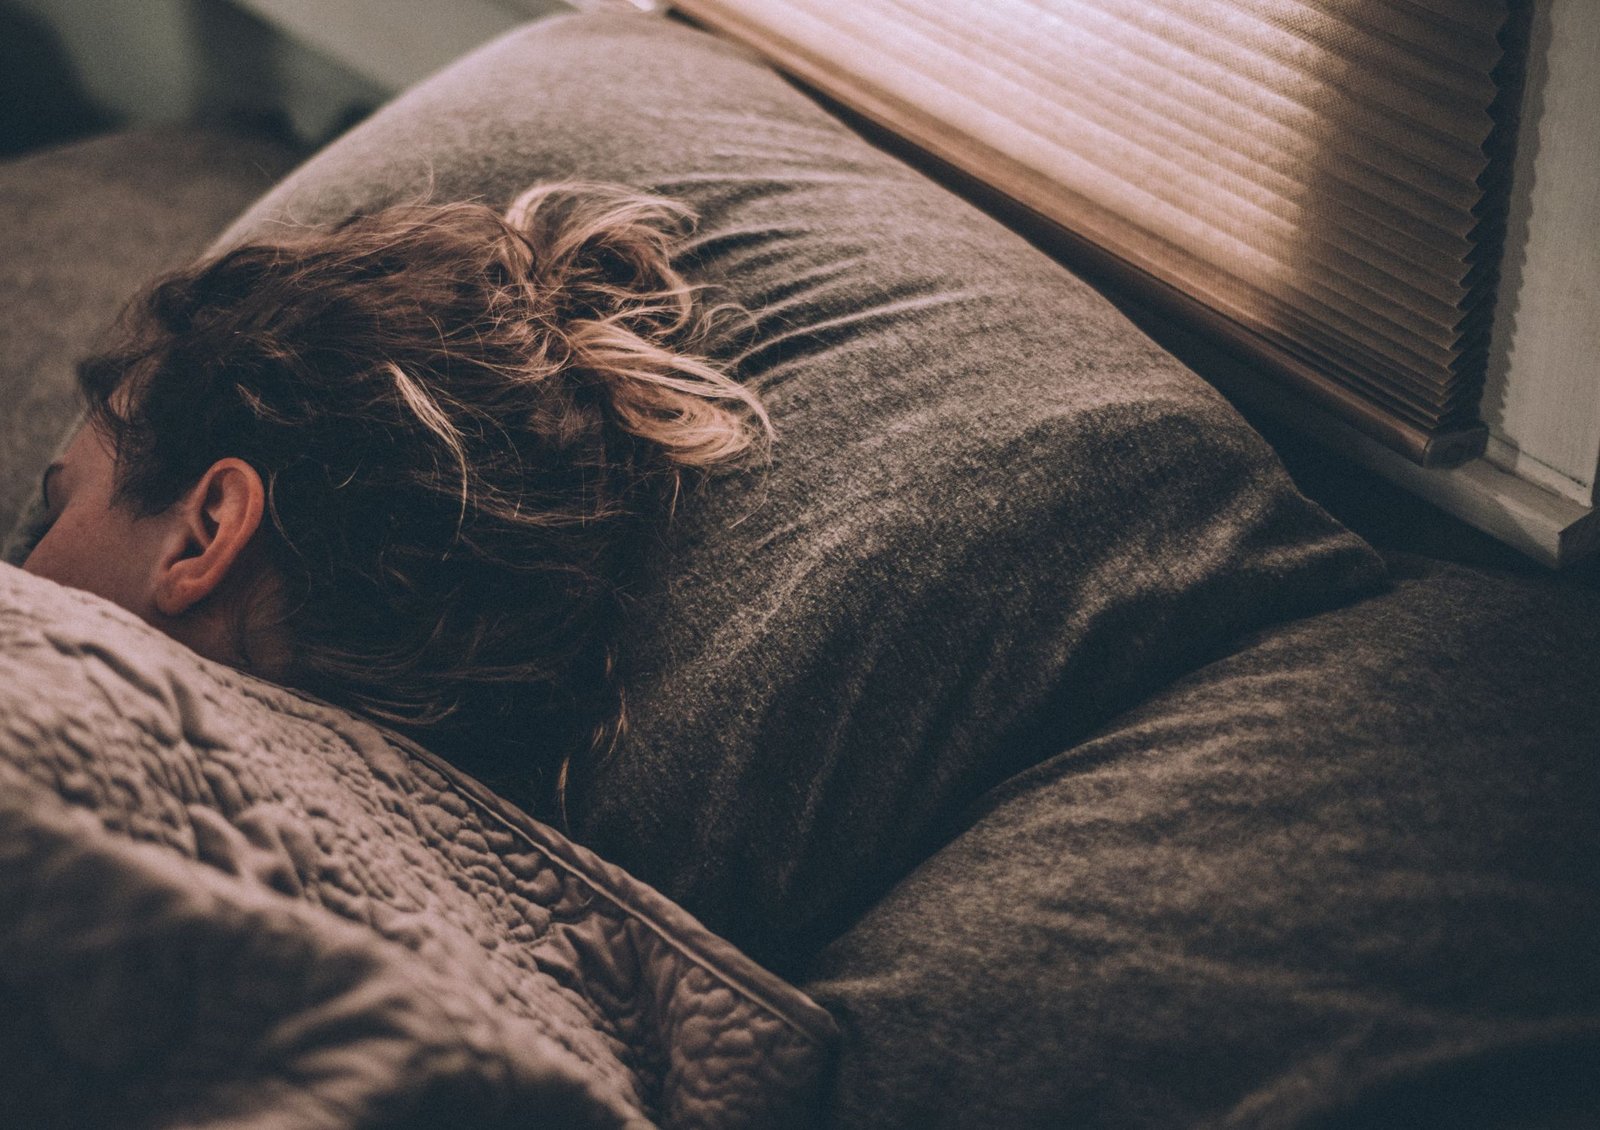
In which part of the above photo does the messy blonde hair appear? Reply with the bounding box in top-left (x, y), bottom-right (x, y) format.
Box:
top-left (79, 182), bottom-right (771, 810)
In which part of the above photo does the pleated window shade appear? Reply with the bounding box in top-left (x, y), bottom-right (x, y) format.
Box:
top-left (671, 0), bottom-right (1528, 466)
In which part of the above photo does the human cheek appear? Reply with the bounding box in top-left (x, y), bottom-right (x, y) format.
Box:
top-left (21, 511), bottom-right (99, 594)
top-left (21, 518), bottom-right (73, 581)
top-left (21, 509), bottom-right (139, 611)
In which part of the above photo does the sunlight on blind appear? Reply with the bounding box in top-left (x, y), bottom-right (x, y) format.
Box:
top-left (671, 0), bottom-right (1523, 465)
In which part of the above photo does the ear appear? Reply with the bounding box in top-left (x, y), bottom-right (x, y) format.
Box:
top-left (152, 458), bottom-right (267, 618)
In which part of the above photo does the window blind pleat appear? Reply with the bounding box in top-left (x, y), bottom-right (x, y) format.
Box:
top-left (1066, 0), bottom-right (1495, 163)
top-left (670, 0), bottom-right (1524, 463)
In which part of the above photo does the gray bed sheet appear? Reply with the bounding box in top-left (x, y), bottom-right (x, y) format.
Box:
top-left (803, 552), bottom-right (1600, 1128)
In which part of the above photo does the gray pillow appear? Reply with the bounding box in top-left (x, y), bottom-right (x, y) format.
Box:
top-left (802, 554), bottom-right (1600, 1127)
top-left (114, 13), bottom-right (1385, 972)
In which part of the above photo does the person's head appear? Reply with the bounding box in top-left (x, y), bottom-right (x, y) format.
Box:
top-left (25, 182), bottom-right (771, 805)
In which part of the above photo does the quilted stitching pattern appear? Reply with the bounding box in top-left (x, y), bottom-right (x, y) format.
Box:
top-left (0, 563), bottom-right (835, 1128)
top-left (0, 775), bottom-right (647, 1130)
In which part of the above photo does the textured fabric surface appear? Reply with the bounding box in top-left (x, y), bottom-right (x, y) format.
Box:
top-left (0, 777), bottom-right (634, 1130)
top-left (0, 128), bottom-right (299, 556)
top-left (0, 562), bottom-right (835, 1129)
top-left (802, 553), bottom-right (1600, 1128)
top-left (214, 10), bottom-right (1385, 973)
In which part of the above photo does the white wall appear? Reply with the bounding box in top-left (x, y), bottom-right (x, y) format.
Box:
top-left (1482, 0), bottom-right (1600, 507)
top-left (9, 0), bottom-right (396, 145)
top-left (228, 0), bottom-right (570, 95)
top-left (11, 0), bottom-right (206, 125)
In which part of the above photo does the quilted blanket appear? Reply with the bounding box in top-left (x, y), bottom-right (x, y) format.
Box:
top-left (0, 562), bottom-right (835, 1129)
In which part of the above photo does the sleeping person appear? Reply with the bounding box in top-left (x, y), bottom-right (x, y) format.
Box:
top-left (21, 182), bottom-right (771, 812)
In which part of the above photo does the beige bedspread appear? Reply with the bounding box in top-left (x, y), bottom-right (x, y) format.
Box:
top-left (0, 562), bottom-right (835, 1129)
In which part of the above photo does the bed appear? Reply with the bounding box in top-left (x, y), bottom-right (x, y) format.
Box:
top-left (2, 11), bottom-right (1596, 1128)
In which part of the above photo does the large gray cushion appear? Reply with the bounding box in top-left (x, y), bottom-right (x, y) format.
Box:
top-left (803, 554), bottom-right (1600, 1127)
top-left (211, 11), bottom-right (1384, 973)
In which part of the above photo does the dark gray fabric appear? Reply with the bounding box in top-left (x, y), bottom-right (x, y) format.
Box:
top-left (803, 553), bottom-right (1600, 1128)
top-left (217, 11), bottom-right (1385, 973)
top-left (0, 128), bottom-right (299, 558)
